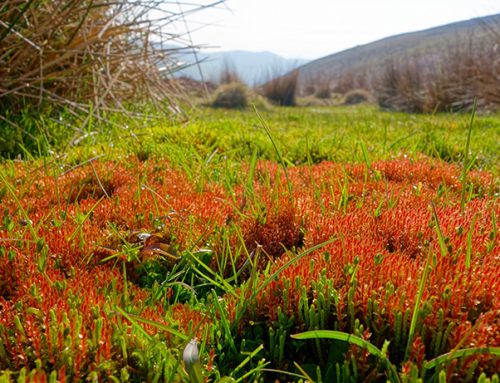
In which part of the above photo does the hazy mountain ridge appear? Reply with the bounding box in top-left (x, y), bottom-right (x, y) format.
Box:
top-left (174, 50), bottom-right (309, 85)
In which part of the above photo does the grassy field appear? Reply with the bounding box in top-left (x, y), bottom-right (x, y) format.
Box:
top-left (0, 105), bottom-right (499, 382)
top-left (52, 105), bottom-right (500, 173)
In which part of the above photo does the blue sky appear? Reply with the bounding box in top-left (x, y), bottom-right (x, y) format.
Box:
top-left (178, 0), bottom-right (500, 59)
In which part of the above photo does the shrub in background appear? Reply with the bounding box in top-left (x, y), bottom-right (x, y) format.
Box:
top-left (298, 72), bottom-right (333, 97)
top-left (315, 83), bottom-right (332, 99)
top-left (332, 69), bottom-right (371, 94)
top-left (260, 70), bottom-right (299, 106)
top-left (343, 89), bottom-right (374, 105)
top-left (376, 57), bottom-right (426, 113)
top-left (212, 82), bottom-right (249, 109)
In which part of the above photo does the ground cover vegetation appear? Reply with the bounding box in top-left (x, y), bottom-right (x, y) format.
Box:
top-left (0, 104), bottom-right (499, 382)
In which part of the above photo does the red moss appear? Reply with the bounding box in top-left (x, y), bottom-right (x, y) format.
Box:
top-left (1, 155), bottom-right (497, 380)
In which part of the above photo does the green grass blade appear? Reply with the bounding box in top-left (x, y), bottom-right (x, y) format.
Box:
top-left (405, 247), bottom-right (432, 360)
top-left (424, 347), bottom-right (500, 370)
top-left (68, 196), bottom-right (105, 243)
top-left (212, 290), bottom-right (237, 354)
top-left (234, 237), bottom-right (336, 328)
top-left (232, 344), bottom-right (264, 377)
top-left (0, 171), bottom-right (38, 241)
top-left (291, 330), bottom-right (401, 383)
top-left (253, 237), bottom-right (336, 298)
top-left (293, 361), bottom-right (316, 382)
top-left (491, 210), bottom-right (497, 242)
top-left (115, 306), bottom-right (189, 341)
top-left (259, 368), bottom-right (311, 381)
top-left (254, 107), bottom-right (293, 203)
top-left (246, 148), bottom-right (258, 193)
top-left (466, 214), bottom-right (477, 269)
top-left (432, 202), bottom-right (448, 258)
top-left (359, 140), bottom-right (372, 170)
top-left (234, 362), bottom-right (270, 383)
top-left (291, 330), bottom-right (383, 357)
top-left (460, 99), bottom-right (476, 212)
top-left (187, 250), bottom-right (239, 297)
top-left (114, 306), bottom-right (153, 342)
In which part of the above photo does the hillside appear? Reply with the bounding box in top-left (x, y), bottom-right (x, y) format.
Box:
top-left (298, 13), bottom-right (500, 92)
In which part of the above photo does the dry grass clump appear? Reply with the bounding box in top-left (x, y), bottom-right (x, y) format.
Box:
top-left (298, 72), bottom-right (333, 98)
top-left (0, 0), bottom-right (225, 157)
top-left (212, 82), bottom-right (249, 109)
top-left (330, 69), bottom-right (372, 95)
top-left (343, 89), bottom-right (373, 105)
top-left (315, 83), bottom-right (332, 99)
top-left (260, 69), bottom-right (299, 106)
top-left (1, 1), bottom-right (182, 113)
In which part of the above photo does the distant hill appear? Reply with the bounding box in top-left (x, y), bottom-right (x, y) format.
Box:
top-left (297, 13), bottom-right (500, 92)
top-left (174, 50), bottom-right (309, 85)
